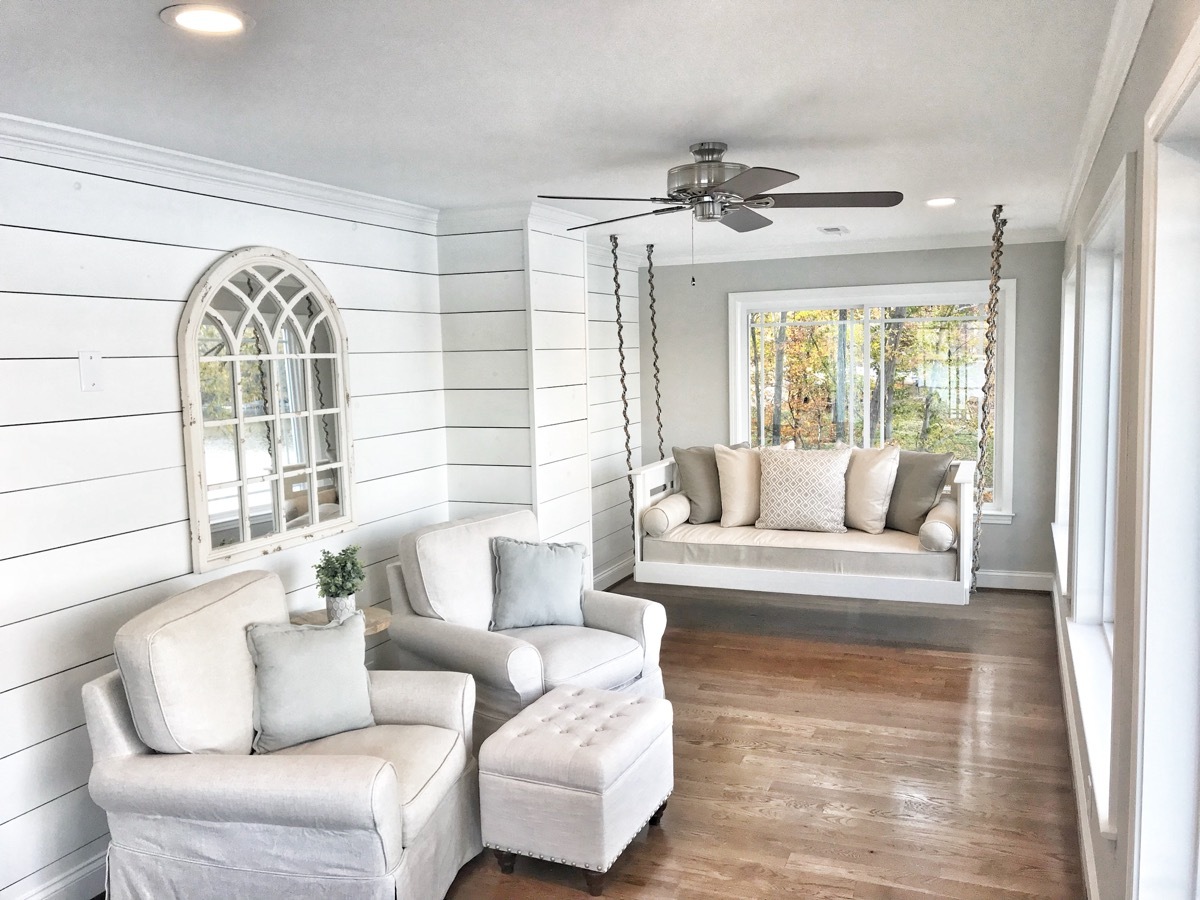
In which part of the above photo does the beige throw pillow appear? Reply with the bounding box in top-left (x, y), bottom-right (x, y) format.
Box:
top-left (844, 445), bottom-right (900, 534)
top-left (757, 447), bottom-right (851, 532)
top-left (714, 444), bottom-right (761, 527)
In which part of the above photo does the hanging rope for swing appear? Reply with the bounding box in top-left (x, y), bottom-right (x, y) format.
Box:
top-left (972, 204), bottom-right (1006, 591)
top-left (612, 235), bottom-right (666, 527)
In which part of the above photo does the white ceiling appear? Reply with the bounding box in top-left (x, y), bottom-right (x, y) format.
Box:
top-left (0, 0), bottom-right (1118, 263)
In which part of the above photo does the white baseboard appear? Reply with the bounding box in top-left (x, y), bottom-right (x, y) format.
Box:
top-left (10, 849), bottom-right (105, 900)
top-left (976, 569), bottom-right (1054, 592)
top-left (594, 554), bottom-right (634, 590)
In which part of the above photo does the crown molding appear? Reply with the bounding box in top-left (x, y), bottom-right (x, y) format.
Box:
top-left (0, 114), bottom-right (439, 232)
top-left (646, 226), bottom-right (1062, 267)
top-left (1058, 0), bottom-right (1155, 234)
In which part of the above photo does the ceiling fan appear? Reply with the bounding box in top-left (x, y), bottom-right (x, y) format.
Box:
top-left (540, 141), bottom-right (902, 233)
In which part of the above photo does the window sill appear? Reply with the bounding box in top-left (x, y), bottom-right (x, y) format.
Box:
top-left (1065, 618), bottom-right (1117, 840)
top-left (981, 509), bottom-right (1014, 525)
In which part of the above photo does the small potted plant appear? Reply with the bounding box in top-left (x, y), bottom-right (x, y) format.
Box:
top-left (314, 545), bottom-right (365, 623)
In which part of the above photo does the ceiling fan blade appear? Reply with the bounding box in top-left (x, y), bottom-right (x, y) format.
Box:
top-left (721, 207), bottom-right (773, 233)
top-left (566, 206), bottom-right (689, 232)
top-left (753, 191), bottom-right (904, 209)
top-left (539, 194), bottom-right (675, 203)
top-left (711, 167), bottom-right (798, 199)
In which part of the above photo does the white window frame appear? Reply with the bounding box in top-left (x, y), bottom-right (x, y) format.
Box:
top-left (178, 246), bottom-right (355, 572)
top-left (1052, 255), bottom-right (1079, 603)
top-left (728, 279), bottom-right (1016, 523)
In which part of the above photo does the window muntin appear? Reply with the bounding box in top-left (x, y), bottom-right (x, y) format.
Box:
top-left (730, 280), bottom-right (1015, 519)
top-left (180, 247), bottom-right (353, 571)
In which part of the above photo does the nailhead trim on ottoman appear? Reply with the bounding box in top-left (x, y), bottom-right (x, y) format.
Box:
top-left (478, 685), bottom-right (674, 880)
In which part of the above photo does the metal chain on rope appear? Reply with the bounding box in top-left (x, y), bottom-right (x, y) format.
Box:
top-left (612, 235), bottom-right (635, 523)
top-left (972, 205), bottom-right (1006, 591)
top-left (646, 243), bottom-right (665, 460)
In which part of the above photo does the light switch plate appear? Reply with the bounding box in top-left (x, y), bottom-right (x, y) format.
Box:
top-left (79, 351), bottom-right (103, 391)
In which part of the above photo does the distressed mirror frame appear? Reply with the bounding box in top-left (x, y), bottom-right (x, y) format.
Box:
top-left (178, 246), bottom-right (355, 572)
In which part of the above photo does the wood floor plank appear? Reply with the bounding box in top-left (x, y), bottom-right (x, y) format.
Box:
top-left (447, 584), bottom-right (1083, 899)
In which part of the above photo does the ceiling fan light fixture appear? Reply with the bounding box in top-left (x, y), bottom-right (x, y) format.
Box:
top-left (159, 4), bottom-right (252, 35)
top-left (925, 197), bottom-right (958, 208)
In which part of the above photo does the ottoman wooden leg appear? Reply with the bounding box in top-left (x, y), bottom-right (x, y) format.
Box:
top-left (650, 800), bottom-right (668, 827)
top-left (583, 869), bottom-right (607, 896)
top-left (493, 850), bottom-right (516, 874)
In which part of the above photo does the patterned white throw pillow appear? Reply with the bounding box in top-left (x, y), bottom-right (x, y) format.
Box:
top-left (756, 447), bottom-right (852, 532)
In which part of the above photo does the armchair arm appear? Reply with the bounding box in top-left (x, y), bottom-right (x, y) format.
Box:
top-left (388, 612), bottom-right (543, 704)
top-left (90, 753), bottom-right (402, 837)
top-left (369, 670), bottom-right (475, 749)
top-left (581, 589), bottom-right (667, 673)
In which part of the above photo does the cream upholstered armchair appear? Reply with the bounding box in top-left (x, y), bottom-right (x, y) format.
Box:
top-left (82, 570), bottom-right (481, 900)
top-left (385, 510), bottom-right (667, 747)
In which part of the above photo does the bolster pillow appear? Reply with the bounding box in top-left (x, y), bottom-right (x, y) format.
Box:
top-left (919, 496), bottom-right (959, 551)
top-left (641, 493), bottom-right (692, 537)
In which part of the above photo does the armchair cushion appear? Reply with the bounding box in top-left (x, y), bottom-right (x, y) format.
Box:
top-left (113, 570), bottom-right (288, 755)
top-left (246, 612), bottom-right (374, 753)
top-left (399, 510), bottom-right (540, 630)
top-left (498, 625), bottom-right (643, 691)
top-left (490, 537), bottom-right (587, 630)
top-left (276, 724), bottom-right (469, 847)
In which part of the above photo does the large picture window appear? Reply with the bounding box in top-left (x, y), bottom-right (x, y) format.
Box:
top-left (179, 247), bottom-right (354, 571)
top-left (729, 280), bottom-right (1015, 521)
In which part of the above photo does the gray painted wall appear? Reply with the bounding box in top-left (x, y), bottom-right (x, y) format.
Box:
top-left (636, 240), bottom-right (1063, 576)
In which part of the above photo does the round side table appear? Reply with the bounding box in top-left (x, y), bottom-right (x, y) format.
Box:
top-left (290, 605), bottom-right (391, 636)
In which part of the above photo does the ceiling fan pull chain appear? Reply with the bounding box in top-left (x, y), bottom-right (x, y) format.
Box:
top-left (971, 204), bottom-right (1006, 592)
top-left (611, 234), bottom-right (635, 525)
top-left (646, 243), bottom-right (664, 460)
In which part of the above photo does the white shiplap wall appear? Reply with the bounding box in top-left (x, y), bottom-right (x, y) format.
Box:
top-left (0, 149), bottom-right (450, 899)
top-left (586, 243), bottom-right (643, 587)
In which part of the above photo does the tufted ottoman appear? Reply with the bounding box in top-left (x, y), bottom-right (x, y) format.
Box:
top-left (478, 685), bottom-right (673, 896)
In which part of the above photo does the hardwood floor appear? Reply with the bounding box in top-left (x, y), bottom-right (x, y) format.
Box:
top-left (447, 583), bottom-right (1083, 899)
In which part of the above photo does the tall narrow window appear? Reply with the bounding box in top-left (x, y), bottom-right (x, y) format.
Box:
top-left (179, 247), bottom-right (353, 571)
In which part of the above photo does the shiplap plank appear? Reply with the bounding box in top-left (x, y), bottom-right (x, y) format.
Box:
top-left (592, 477), bottom-right (634, 514)
top-left (0, 158), bottom-right (437, 271)
top-left (438, 231), bottom-right (524, 275)
top-left (0, 787), bottom-right (107, 889)
top-left (591, 425), bottom-right (643, 460)
top-left (529, 271), bottom-right (586, 313)
top-left (533, 349), bottom-right (587, 389)
top-left (535, 384), bottom-right (588, 427)
top-left (588, 348), bottom-right (639, 379)
top-left (0, 834), bottom-right (107, 900)
top-left (543, 521), bottom-right (591, 548)
top-left (0, 507), bottom-right (450, 694)
top-left (341, 309), bottom-right (442, 354)
top-left (537, 488), bottom-right (591, 539)
top-left (447, 500), bottom-right (527, 520)
top-left (532, 310), bottom-right (585, 350)
top-left (593, 529), bottom-right (634, 572)
top-left (591, 448), bottom-right (643, 487)
top-left (0, 467), bottom-right (187, 560)
top-left (0, 658), bottom-right (114, 760)
top-left (536, 420), bottom-right (589, 466)
top-left (0, 521), bottom-right (192, 629)
top-left (592, 501), bottom-right (633, 542)
top-left (355, 430), bottom-right (447, 483)
top-left (0, 295), bottom-right (181, 359)
top-left (529, 231), bottom-right (585, 277)
top-left (441, 350), bottom-right (528, 390)
top-left (444, 389), bottom-right (530, 429)
top-left (445, 428), bottom-right (531, 466)
top-left (352, 390), bottom-right (445, 439)
top-left (441, 311), bottom-right (528, 352)
top-left (537, 454), bottom-right (589, 503)
top-left (0, 413), bottom-right (183, 494)
top-left (0, 726), bottom-right (92, 824)
top-left (0, 225), bottom-right (215, 299)
top-left (589, 373), bottom-right (641, 405)
top-left (588, 319), bottom-right (645, 351)
top-left (354, 468), bottom-right (447, 524)
top-left (439, 271), bottom-right (526, 313)
top-left (587, 299), bottom-right (639, 324)
top-left (311, 263), bottom-right (439, 313)
top-left (349, 351), bottom-right (444, 396)
top-left (590, 398), bottom-right (644, 434)
top-left (0, 358), bottom-right (179, 426)
top-left (448, 465), bottom-right (532, 505)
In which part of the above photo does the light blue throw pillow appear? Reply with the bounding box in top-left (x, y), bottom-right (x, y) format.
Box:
top-left (245, 611), bottom-right (375, 753)
top-left (490, 537), bottom-right (587, 631)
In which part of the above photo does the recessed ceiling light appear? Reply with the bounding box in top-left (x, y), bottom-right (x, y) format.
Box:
top-left (925, 197), bottom-right (958, 208)
top-left (159, 4), bottom-right (252, 35)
